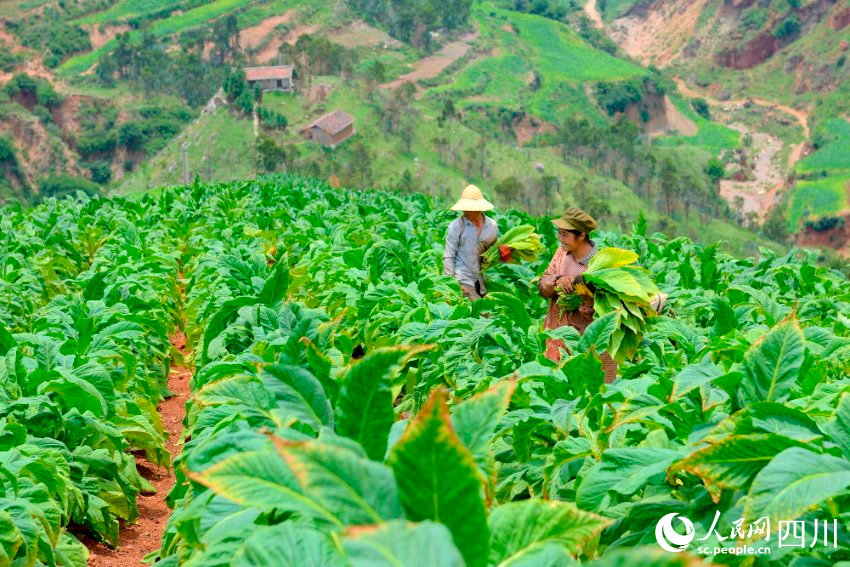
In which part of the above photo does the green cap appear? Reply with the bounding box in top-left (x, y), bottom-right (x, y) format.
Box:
top-left (552, 207), bottom-right (598, 233)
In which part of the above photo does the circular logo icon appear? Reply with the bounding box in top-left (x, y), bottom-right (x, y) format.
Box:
top-left (655, 513), bottom-right (695, 553)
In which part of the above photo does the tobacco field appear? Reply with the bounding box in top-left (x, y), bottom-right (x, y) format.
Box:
top-left (1, 175), bottom-right (850, 566)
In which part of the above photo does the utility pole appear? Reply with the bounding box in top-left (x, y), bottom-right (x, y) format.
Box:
top-left (181, 142), bottom-right (189, 185)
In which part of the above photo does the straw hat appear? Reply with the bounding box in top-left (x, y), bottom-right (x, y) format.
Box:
top-left (450, 184), bottom-right (494, 212)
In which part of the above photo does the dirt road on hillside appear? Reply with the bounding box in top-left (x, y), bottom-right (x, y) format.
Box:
top-left (673, 77), bottom-right (811, 222)
top-left (584, 0), bottom-right (603, 28)
top-left (381, 29), bottom-right (480, 89)
top-left (673, 77), bottom-right (810, 139)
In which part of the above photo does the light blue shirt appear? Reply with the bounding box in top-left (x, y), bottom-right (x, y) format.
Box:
top-left (443, 215), bottom-right (499, 294)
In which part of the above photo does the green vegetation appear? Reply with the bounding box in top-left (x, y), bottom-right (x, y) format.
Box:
top-left (4, 175), bottom-right (843, 565)
top-left (60, 0), bottom-right (254, 76)
top-left (0, 190), bottom-right (181, 562)
top-left (119, 105), bottom-right (256, 194)
top-left (787, 175), bottom-right (850, 228)
top-left (5, 10), bottom-right (90, 67)
top-left (37, 173), bottom-right (102, 200)
top-left (347, 0), bottom-right (473, 46)
top-left (655, 97), bottom-right (741, 152)
top-left (597, 0), bottom-right (638, 21)
top-left (76, 0), bottom-right (203, 25)
top-left (798, 118), bottom-right (850, 176)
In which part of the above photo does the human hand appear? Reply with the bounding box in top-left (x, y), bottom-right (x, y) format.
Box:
top-left (555, 275), bottom-right (573, 293)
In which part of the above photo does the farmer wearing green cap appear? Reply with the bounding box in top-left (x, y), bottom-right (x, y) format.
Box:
top-left (538, 207), bottom-right (618, 383)
top-left (443, 184), bottom-right (508, 302)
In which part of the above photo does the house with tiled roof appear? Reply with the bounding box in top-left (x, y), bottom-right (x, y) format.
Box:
top-left (244, 65), bottom-right (295, 93)
top-left (300, 110), bottom-right (355, 148)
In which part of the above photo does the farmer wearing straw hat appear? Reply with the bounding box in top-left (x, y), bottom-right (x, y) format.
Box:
top-left (443, 184), bottom-right (505, 302)
top-left (539, 207), bottom-right (619, 383)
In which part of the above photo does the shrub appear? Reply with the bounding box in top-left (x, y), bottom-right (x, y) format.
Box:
top-left (85, 160), bottom-right (113, 184)
top-left (691, 98), bottom-right (710, 119)
top-left (118, 121), bottom-right (145, 150)
top-left (704, 157), bottom-right (724, 182)
top-left (39, 174), bottom-right (101, 198)
top-left (595, 78), bottom-right (644, 115)
top-left (774, 14), bottom-right (801, 38)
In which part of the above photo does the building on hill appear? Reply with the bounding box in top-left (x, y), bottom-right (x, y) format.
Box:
top-left (245, 65), bottom-right (295, 93)
top-left (301, 110), bottom-right (355, 148)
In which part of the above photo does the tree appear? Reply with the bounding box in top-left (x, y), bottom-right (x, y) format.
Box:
top-left (658, 156), bottom-right (680, 218)
top-left (704, 157), bottom-right (724, 183)
top-left (495, 176), bottom-right (523, 205)
top-left (118, 122), bottom-right (145, 151)
top-left (691, 98), bottom-right (710, 119)
top-left (256, 136), bottom-right (286, 172)
top-left (345, 142), bottom-right (373, 187)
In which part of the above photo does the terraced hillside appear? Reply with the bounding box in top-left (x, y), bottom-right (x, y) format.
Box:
top-left (2, 0), bottom-right (786, 257)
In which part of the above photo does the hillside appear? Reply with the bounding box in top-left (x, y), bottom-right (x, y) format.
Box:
top-left (0, 0), bottom-right (784, 256)
top-left (602, 0), bottom-right (850, 253)
top-left (2, 175), bottom-right (849, 565)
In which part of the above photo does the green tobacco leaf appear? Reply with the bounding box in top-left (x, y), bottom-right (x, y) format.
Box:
top-left (231, 518), bottom-right (343, 566)
top-left (747, 402), bottom-right (823, 442)
top-left (190, 447), bottom-right (342, 528)
top-left (740, 316), bottom-right (805, 405)
top-left (201, 296), bottom-right (257, 366)
top-left (271, 438), bottom-right (402, 525)
top-left (342, 520), bottom-right (465, 567)
top-left (821, 392), bottom-right (850, 459)
top-left (605, 393), bottom-right (665, 434)
top-left (562, 350), bottom-right (604, 397)
top-left (0, 510), bottom-right (22, 563)
top-left (587, 247), bottom-right (638, 271)
top-left (578, 311), bottom-right (618, 354)
top-left (586, 267), bottom-right (657, 303)
top-left (744, 447), bottom-right (850, 529)
top-left (669, 434), bottom-right (805, 503)
top-left (576, 448), bottom-right (680, 512)
top-left (53, 532), bottom-right (89, 567)
top-left (259, 258), bottom-right (290, 309)
top-left (0, 323), bottom-right (16, 357)
top-left (712, 296), bottom-right (737, 336)
top-left (488, 500), bottom-right (611, 566)
top-left (588, 547), bottom-right (712, 566)
top-left (822, 393), bottom-right (850, 459)
top-left (262, 364), bottom-right (333, 432)
top-left (669, 356), bottom-right (726, 401)
top-left (303, 338), bottom-right (338, 403)
top-left (389, 388), bottom-right (490, 567)
top-left (336, 345), bottom-right (430, 461)
top-left (451, 380), bottom-right (516, 495)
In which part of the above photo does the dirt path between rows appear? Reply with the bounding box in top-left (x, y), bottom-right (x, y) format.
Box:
top-left (84, 304), bottom-right (192, 565)
top-left (584, 0), bottom-right (603, 29)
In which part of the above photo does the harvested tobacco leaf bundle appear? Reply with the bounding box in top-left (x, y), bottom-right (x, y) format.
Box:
top-left (481, 224), bottom-right (545, 270)
top-left (557, 247), bottom-right (660, 362)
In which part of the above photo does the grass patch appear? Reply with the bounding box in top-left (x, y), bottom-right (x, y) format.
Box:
top-left (787, 175), bottom-right (850, 228)
top-left (654, 96), bottom-right (741, 152)
top-left (61, 0), bottom-right (254, 76)
top-left (76, 0), bottom-right (190, 25)
top-left (797, 118), bottom-right (850, 176)
top-left (117, 105), bottom-right (256, 194)
top-left (427, 7), bottom-right (644, 123)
